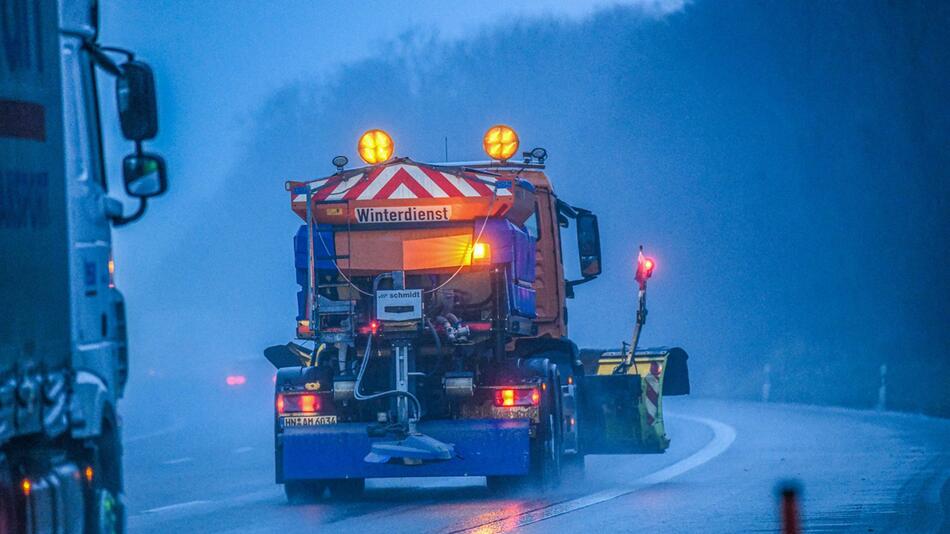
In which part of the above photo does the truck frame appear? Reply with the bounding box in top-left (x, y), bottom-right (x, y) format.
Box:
top-left (266, 131), bottom-right (689, 501)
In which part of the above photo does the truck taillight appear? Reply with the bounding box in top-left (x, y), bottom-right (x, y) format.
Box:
top-left (494, 387), bottom-right (540, 407)
top-left (277, 393), bottom-right (320, 414)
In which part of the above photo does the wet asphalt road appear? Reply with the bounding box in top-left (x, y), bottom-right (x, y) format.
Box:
top-left (120, 381), bottom-right (948, 533)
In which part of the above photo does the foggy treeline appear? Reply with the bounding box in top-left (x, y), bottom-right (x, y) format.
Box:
top-left (132, 1), bottom-right (948, 416)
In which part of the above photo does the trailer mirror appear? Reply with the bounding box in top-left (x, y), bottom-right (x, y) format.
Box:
top-left (116, 61), bottom-right (158, 141)
top-left (123, 153), bottom-right (167, 198)
top-left (576, 212), bottom-right (602, 278)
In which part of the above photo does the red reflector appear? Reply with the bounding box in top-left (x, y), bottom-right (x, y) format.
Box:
top-left (278, 393), bottom-right (320, 414)
top-left (226, 375), bottom-right (247, 386)
top-left (494, 387), bottom-right (540, 407)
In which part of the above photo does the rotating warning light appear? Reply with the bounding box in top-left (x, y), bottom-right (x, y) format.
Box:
top-left (472, 242), bottom-right (491, 264)
top-left (483, 124), bottom-right (519, 161)
top-left (636, 254), bottom-right (656, 286)
top-left (358, 129), bottom-right (394, 164)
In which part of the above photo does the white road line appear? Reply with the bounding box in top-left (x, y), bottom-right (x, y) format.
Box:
top-left (161, 457), bottom-right (194, 465)
top-left (124, 421), bottom-right (184, 444)
top-left (141, 500), bottom-right (211, 514)
top-left (454, 413), bottom-right (737, 533)
top-left (233, 446), bottom-right (254, 454)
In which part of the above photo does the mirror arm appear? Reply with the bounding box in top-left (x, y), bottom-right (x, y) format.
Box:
top-left (100, 46), bottom-right (136, 61)
top-left (110, 198), bottom-right (148, 227)
top-left (565, 275), bottom-right (597, 298)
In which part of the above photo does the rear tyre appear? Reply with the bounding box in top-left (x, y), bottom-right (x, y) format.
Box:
top-left (328, 478), bottom-right (365, 500)
top-left (531, 371), bottom-right (562, 489)
top-left (486, 475), bottom-right (524, 495)
top-left (284, 481), bottom-right (327, 504)
top-left (86, 416), bottom-right (125, 534)
top-left (561, 453), bottom-right (585, 480)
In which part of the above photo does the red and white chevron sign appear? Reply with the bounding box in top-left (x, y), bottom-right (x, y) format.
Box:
top-left (293, 162), bottom-right (512, 205)
top-left (644, 361), bottom-right (662, 426)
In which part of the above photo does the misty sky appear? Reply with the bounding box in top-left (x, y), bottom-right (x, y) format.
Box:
top-left (98, 1), bottom-right (948, 415)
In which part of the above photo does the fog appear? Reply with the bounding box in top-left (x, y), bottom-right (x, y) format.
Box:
top-left (106, 1), bottom-right (948, 416)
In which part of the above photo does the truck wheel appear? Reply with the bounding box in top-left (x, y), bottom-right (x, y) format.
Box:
top-left (486, 475), bottom-right (524, 495)
top-left (562, 453), bottom-right (585, 480)
top-left (0, 455), bottom-right (15, 534)
top-left (531, 372), bottom-right (562, 489)
top-left (87, 418), bottom-right (125, 534)
top-left (328, 478), bottom-right (364, 500)
top-left (284, 481), bottom-right (327, 504)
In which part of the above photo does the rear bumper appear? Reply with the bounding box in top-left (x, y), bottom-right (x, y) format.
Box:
top-left (278, 419), bottom-right (530, 481)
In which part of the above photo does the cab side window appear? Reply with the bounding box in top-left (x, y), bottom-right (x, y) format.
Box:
top-left (525, 202), bottom-right (541, 241)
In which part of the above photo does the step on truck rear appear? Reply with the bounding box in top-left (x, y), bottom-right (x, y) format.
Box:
top-left (265, 126), bottom-right (689, 501)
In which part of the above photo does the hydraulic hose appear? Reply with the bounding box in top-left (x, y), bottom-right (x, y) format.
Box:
top-left (353, 333), bottom-right (422, 420)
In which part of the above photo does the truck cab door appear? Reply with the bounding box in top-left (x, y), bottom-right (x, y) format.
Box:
top-left (61, 34), bottom-right (118, 405)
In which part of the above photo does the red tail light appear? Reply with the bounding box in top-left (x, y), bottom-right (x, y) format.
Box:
top-left (226, 375), bottom-right (246, 386)
top-left (494, 387), bottom-right (540, 407)
top-left (277, 393), bottom-right (320, 414)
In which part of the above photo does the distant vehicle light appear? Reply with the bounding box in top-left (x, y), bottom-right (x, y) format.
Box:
top-left (370, 320), bottom-right (379, 335)
top-left (21, 478), bottom-right (30, 496)
top-left (493, 387), bottom-right (540, 407)
top-left (472, 242), bottom-right (490, 263)
top-left (108, 255), bottom-right (115, 288)
top-left (483, 124), bottom-right (519, 161)
top-left (226, 375), bottom-right (247, 387)
top-left (85, 466), bottom-right (94, 483)
top-left (358, 129), bottom-right (394, 164)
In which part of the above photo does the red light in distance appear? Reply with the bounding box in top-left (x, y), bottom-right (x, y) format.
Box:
top-left (226, 375), bottom-right (247, 386)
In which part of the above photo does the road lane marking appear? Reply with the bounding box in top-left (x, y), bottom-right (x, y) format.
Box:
top-left (125, 421), bottom-right (184, 444)
top-left (161, 457), bottom-right (194, 465)
top-left (141, 500), bottom-right (211, 514)
top-left (451, 413), bottom-right (737, 533)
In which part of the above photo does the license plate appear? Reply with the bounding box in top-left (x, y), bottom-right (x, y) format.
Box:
top-left (281, 415), bottom-right (337, 427)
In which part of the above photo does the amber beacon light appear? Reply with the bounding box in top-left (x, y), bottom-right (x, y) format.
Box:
top-left (358, 129), bottom-right (394, 164)
top-left (482, 124), bottom-right (519, 161)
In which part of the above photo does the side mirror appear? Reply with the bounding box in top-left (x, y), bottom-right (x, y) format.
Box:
top-left (576, 212), bottom-right (602, 278)
top-left (123, 153), bottom-right (167, 198)
top-left (116, 61), bottom-right (158, 141)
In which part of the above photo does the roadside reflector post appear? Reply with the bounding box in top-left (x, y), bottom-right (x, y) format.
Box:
top-left (876, 363), bottom-right (887, 411)
top-left (778, 481), bottom-right (802, 534)
top-left (762, 363), bottom-right (771, 403)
